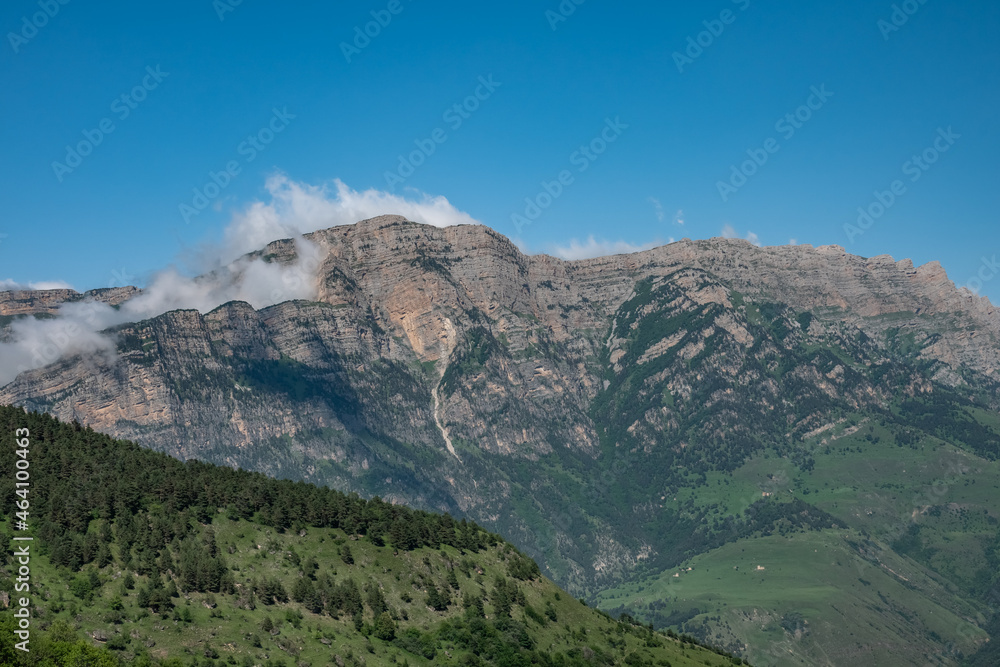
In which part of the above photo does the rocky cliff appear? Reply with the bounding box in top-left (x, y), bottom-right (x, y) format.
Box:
top-left (3, 216), bottom-right (1000, 664)
top-left (0, 286), bottom-right (140, 317)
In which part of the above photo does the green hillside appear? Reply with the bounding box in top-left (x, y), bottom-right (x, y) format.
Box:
top-left (594, 413), bottom-right (1000, 666)
top-left (0, 405), bottom-right (746, 667)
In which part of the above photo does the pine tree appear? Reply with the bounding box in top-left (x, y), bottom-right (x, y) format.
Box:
top-left (491, 576), bottom-right (512, 618)
top-left (292, 576), bottom-right (315, 604)
top-left (305, 587), bottom-right (324, 614)
top-left (463, 591), bottom-right (485, 618)
top-left (373, 611), bottom-right (397, 641)
top-left (426, 583), bottom-right (449, 612)
top-left (366, 584), bottom-right (388, 616)
top-left (96, 543), bottom-right (113, 568)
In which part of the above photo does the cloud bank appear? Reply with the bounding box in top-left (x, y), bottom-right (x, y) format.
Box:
top-left (203, 174), bottom-right (482, 266)
top-left (0, 237), bottom-right (324, 386)
top-left (2, 176), bottom-right (484, 386)
top-left (1, 175), bottom-right (674, 385)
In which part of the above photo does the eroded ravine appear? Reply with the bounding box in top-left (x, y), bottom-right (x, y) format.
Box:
top-left (432, 381), bottom-right (461, 462)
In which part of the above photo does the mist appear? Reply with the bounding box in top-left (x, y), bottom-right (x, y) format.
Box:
top-left (0, 237), bottom-right (323, 387)
top-left (0, 176), bottom-right (485, 387)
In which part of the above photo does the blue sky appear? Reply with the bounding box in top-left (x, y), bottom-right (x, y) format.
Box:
top-left (2, 0), bottom-right (998, 301)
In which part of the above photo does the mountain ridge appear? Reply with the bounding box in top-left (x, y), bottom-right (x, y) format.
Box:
top-left (3, 217), bottom-right (1000, 665)
top-left (4, 216), bottom-right (996, 327)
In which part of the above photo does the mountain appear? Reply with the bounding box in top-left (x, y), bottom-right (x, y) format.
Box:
top-left (0, 405), bottom-right (742, 667)
top-left (0, 286), bottom-right (139, 318)
top-left (3, 216), bottom-right (1000, 665)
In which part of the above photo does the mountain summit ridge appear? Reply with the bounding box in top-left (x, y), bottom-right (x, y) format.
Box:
top-left (4, 215), bottom-right (996, 333)
top-left (3, 216), bottom-right (1000, 665)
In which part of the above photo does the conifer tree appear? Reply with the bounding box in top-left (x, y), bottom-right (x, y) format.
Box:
top-left (374, 611), bottom-right (397, 641)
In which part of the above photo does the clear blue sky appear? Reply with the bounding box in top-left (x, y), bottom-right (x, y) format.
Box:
top-left (2, 0), bottom-right (998, 301)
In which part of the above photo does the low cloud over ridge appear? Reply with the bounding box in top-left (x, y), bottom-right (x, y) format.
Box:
top-left (1, 171), bottom-right (485, 386)
top-left (204, 175), bottom-right (483, 266)
top-left (0, 237), bottom-right (324, 386)
top-left (1, 175), bottom-right (673, 385)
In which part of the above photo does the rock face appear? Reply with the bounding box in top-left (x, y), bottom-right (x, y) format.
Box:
top-left (0, 286), bottom-right (140, 317)
top-left (2, 216), bottom-right (999, 592)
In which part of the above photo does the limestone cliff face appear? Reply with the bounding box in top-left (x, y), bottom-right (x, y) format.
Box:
top-left (0, 286), bottom-right (140, 317)
top-left (1, 216), bottom-right (998, 593)
top-left (0, 289), bottom-right (79, 316)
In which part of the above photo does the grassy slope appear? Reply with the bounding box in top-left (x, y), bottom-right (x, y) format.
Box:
top-left (0, 405), bottom-right (745, 667)
top-left (595, 418), bottom-right (1000, 666)
top-left (596, 530), bottom-right (985, 666)
top-left (0, 516), bottom-right (740, 667)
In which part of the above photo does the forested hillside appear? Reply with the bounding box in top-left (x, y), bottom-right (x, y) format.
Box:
top-left (0, 405), bottom-right (746, 666)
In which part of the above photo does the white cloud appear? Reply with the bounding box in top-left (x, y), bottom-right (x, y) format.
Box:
top-left (720, 225), bottom-right (761, 247)
top-left (0, 240), bottom-right (325, 386)
top-left (1, 176), bottom-right (483, 386)
top-left (648, 197), bottom-right (665, 223)
top-left (647, 200), bottom-right (685, 226)
top-left (0, 242), bottom-right (323, 386)
top-left (125, 238), bottom-right (324, 316)
top-left (547, 236), bottom-right (663, 260)
top-left (205, 174), bottom-right (482, 266)
top-left (0, 300), bottom-right (122, 387)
